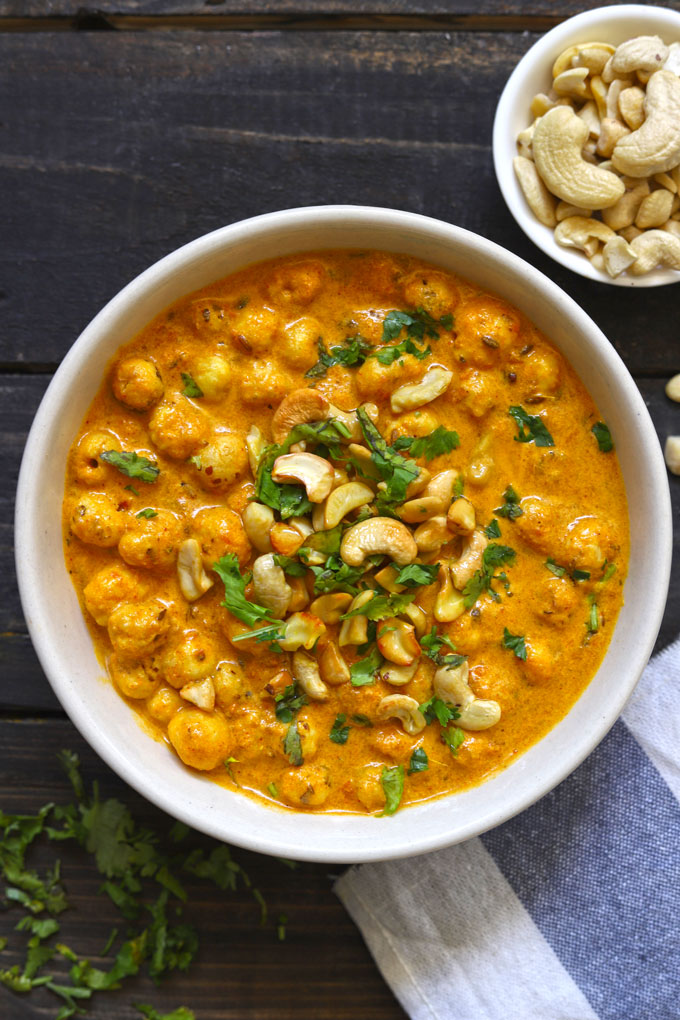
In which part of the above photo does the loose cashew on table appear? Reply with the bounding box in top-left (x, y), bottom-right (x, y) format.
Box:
top-left (514, 34), bottom-right (680, 277)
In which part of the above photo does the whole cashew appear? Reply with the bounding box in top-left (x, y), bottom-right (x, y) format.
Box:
top-left (271, 452), bottom-right (335, 503)
top-left (434, 562), bottom-right (466, 622)
top-left (433, 662), bottom-right (501, 731)
top-left (532, 106), bottom-right (625, 209)
top-left (612, 70), bottom-right (680, 177)
top-left (377, 618), bottom-right (421, 666)
top-left (278, 612), bottom-right (327, 651)
top-left (380, 661), bottom-right (419, 687)
top-left (629, 229), bottom-right (680, 274)
top-left (390, 365), bottom-right (453, 413)
top-left (272, 388), bottom-right (329, 444)
top-left (242, 502), bottom-right (275, 553)
top-left (252, 553), bottom-right (292, 619)
top-left (554, 216), bottom-right (616, 257)
top-left (610, 35), bottom-right (668, 76)
top-left (450, 529), bottom-right (488, 591)
top-left (292, 650), bottom-right (329, 702)
top-left (340, 517), bottom-right (417, 566)
top-left (323, 481), bottom-right (374, 529)
top-left (377, 694), bottom-right (426, 736)
top-left (514, 155), bottom-right (557, 227)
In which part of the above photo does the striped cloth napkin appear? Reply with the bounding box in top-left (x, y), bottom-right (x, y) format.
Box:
top-left (335, 637), bottom-right (680, 1020)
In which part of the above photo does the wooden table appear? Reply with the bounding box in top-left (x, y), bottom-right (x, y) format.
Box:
top-left (2, 2), bottom-right (679, 1017)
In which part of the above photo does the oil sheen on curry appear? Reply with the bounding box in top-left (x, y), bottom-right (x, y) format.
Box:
top-left (63, 250), bottom-right (629, 815)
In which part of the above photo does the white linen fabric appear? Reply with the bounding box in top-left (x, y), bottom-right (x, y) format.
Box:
top-left (335, 638), bottom-right (680, 1020)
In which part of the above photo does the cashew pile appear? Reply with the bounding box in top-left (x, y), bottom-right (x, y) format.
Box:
top-left (514, 34), bottom-right (680, 277)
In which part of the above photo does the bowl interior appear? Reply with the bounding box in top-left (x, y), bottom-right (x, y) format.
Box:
top-left (16, 207), bottom-right (672, 862)
top-left (493, 4), bottom-right (680, 288)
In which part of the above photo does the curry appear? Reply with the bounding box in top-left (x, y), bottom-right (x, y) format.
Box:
top-left (62, 250), bottom-right (629, 814)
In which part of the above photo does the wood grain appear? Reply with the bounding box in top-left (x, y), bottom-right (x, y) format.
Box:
top-left (0, 718), bottom-right (407, 1020)
top-left (0, 30), bottom-right (678, 374)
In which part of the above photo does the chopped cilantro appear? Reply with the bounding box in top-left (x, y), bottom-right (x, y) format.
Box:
top-left (125, 484), bottom-right (140, 496)
top-left (283, 721), bottom-right (303, 766)
top-left (463, 543), bottom-right (516, 607)
top-left (101, 450), bottom-right (160, 483)
top-left (419, 626), bottom-right (466, 669)
top-left (351, 714), bottom-right (373, 727)
top-left (341, 590), bottom-right (415, 621)
top-left (382, 307), bottom-right (449, 343)
top-left (136, 508), bottom-right (157, 519)
top-left (508, 406), bottom-right (554, 447)
top-left (407, 748), bottom-right (429, 774)
top-left (329, 714), bottom-right (351, 745)
top-left (494, 485), bottom-right (523, 519)
top-left (272, 554), bottom-right (307, 577)
top-left (390, 562), bottom-right (440, 588)
top-left (588, 598), bottom-right (599, 634)
top-left (419, 695), bottom-right (461, 727)
top-left (379, 765), bottom-right (405, 816)
top-left (484, 519), bottom-right (502, 539)
top-left (274, 684), bottom-right (308, 723)
top-left (591, 421), bottom-right (614, 453)
top-left (453, 475), bottom-right (465, 497)
top-left (572, 569), bottom-right (591, 581)
top-left (392, 426), bottom-right (460, 461)
top-left (602, 562), bottom-right (617, 582)
top-left (181, 372), bottom-right (203, 398)
top-left (350, 645), bottom-right (383, 686)
top-left (256, 420), bottom-right (347, 519)
top-left (502, 627), bottom-right (527, 661)
top-left (372, 337), bottom-right (432, 366)
top-left (308, 555), bottom-right (365, 596)
top-left (266, 782), bottom-right (278, 799)
top-left (299, 524), bottom-right (343, 562)
top-left (304, 335), bottom-right (372, 378)
top-left (213, 554), bottom-right (274, 629)
top-left (441, 726), bottom-right (465, 756)
top-left (356, 407), bottom-right (420, 511)
top-left (545, 558), bottom-right (566, 578)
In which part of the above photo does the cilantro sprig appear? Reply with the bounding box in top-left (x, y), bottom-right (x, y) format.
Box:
top-left (508, 406), bottom-right (554, 447)
top-left (494, 485), bottom-right (522, 519)
top-left (419, 626), bottom-right (466, 669)
top-left (341, 590), bottom-right (415, 621)
top-left (350, 645), bottom-right (383, 686)
top-left (304, 335), bottom-right (372, 378)
top-left (591, 421), bottom-right (614, 453)
top-left (502, 627), bottom-right (527, 661)
top-left (392, 426), bottom-right (460, 461)
top-left (379, 765), bottom-right (405, 816)
top-left (463, 543), bottom-right (516, 608)
top-left (101, 450), bottom-right (160, 483)
top-left (356, 407), bottom-right (420, 511)
top-left (213, 554), bottom-right (274, 629)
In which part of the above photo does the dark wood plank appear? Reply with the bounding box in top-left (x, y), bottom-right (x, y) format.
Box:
top-left (0, 717), bottom-right (407, 1020)
top-left (2, 374), bottom-right (678, 714)
top-left (1, 1), bottom-right (679, 22)
top-left (0, 30), bottom-right (678, 374)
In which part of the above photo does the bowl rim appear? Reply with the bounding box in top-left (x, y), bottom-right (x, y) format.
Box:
top-left (493, 3), bottom-right (680, 288)
top-left (15, 205), bottom-right (673, 862)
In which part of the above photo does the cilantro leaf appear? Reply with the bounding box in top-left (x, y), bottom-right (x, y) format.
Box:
top-left (419, 696), bottom-right (461, 727)
top-left (382, 307), bottom-right (444, 343)
top-left (329, 714), bottom-right (350, 745)
top-left (304, 335), bottom-right (371, 378)
top-left (484, 519), bottom-right (502, 539)
top-left (591, 421), bottom-right (614, 453)
top-left (502, 627), bottom-right (527, 660)
top-left (419, 626), bottom-right (466, 669)
top-left (463, 543), bottom-right (516, 607)
top-left (372, 337), bottom-right (432, 366)
top-left (274, 684), bottom-right (308, 723)
top-left (356, 407), bottom-right (420, 510)
top-left (351, 714), bottom-right (373, 727)
top-left (308, 555), bottom-right (365, 596)
top-left (393, 426), bottom-right (460, 461)
top-left (272, 554), bottom-right (307, 577)
top-left (350, 645), bottom-right (383, 686)
top-left (136, 508), bottom-right (157, 519)
top-left (508, 406), bottom-right (554, 447)
top-left (299, 524), bottom-right (343, 562)
top-left (101, 450), bottom-right (159, 483)
top-left (441, 726), bottom-right (465, 756)
top-left (341, 591), bottom-right (415, 621)
top-left (255, 420), bottom-right (347, 519)
top-left (181, 372), bottom-right (203, 398)
top-left (545, 558), bottom-right (566, 578)
top-left (213, 554), bottom-right (274, 628)
top-left (572, 569), bottom-right (591, 581)
top-left (407, 748), bottom-right (429, 774)
top-left (602, 562), bottom-right (617, 582)
top-left (379, 765), bottom-right (405, 816)
top-left (494, 485), bottom-right (523, 519)
top-left (390, 562), bottom-right (440, 588)
top-left (283, 722), bottom-right (303, 766)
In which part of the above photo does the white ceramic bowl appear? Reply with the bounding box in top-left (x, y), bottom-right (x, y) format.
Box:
top-left (16, 206), bottom-right (672, 862)
top-left (493, 4), bottom-right (680, 287)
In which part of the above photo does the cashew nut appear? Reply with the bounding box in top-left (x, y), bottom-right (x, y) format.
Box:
top-left (602, 235), bottom-right (637, 278)
top-left (552, 41), bottom-right (613, 78)
top-left (612, 70), bottom-right (680, 177)
top-left (246, 425), bottom-right (265, 477)
top-left (180, 676), bottom-right (216, 712)
top-left (401, 601), bottom-right (428, 638)
top-left (666, 374), bottom-right (680, 403)
top-left (319, 641), bottom-right (350, 686)
top-left (338, 590), bottom-right (375, 647)
top-left (618, 85), bottom-right (646, 131)
top-left (532, 106), bottom-right (625, 209)
top-left (433, 662), bottom-right (501, 731)
top-left (292, 650), bottom-right (329, 702)
top-left (552, 66), bottom-right (590, 100)
top-left (374, 564), bottom-right (406, 593)
top-left (377, 618), bottom-right (421, 666)
top-left (323, 481), bottom-right (374, 529)
top-left (610, 35), bottom-right (668, 76)
top-left (310, 592), bottom-right (353, 624)
top-left (177, 538), bottom-right (214, 602)
top-left (596, 117), bottom-right (630, 159)
top-left (242, 502), bottom-right (275, 553)
top-left (390, 365), bottom-right (453, 413)
top-left (664, 436), bottom-right (680, 475)
top-left (287, 575), bottom-right (310, 612)
top-left (554, 216), bottom-right (616, 257)
top-left (450, 529), bottom-right (488, 591)
top-left (629, 229), bottom-right (680, 274)
top-left (414, 515), bottom-right (452, 555)
top-left (278, 612), bottom-right (326, 651)
top-left (340, 517), bottom-right (417, 566)
top-left (272, 452), bottom-right (334, 503)
top-left (513, 155), bottom-right (557, 227)
top-left (601, 179), bottom-right (650, 231)
top-left (434, 563), bottom-right (466, 622)
top-left (663, 41), bottom-right (680, 75)
top-left (272, 388), bottom-right (329, 444)
top-left (577, 101), bottom-right (601, 139)
top-left (447, 496), bottom-right (476, 535)
top-left (380, 661), bottom-right (418, 687)
top-left (635, 188), bottom-right (674, 229)
top-left (252, 553), bottom-right (292, 619)
top-left (377, 694), bottom-right (426, 736)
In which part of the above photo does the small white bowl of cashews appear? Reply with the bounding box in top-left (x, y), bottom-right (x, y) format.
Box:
top-left (493, 4), bottom-right (680, 286)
